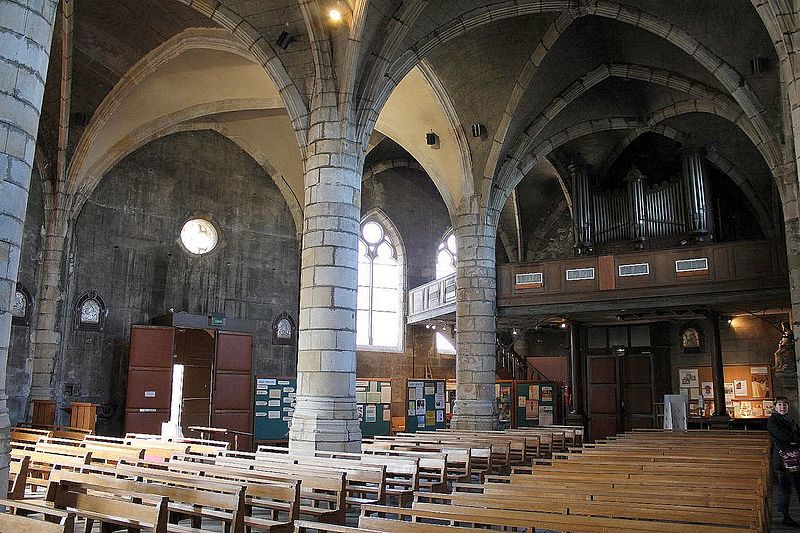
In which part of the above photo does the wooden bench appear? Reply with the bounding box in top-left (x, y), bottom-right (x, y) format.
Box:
top-left (46, 477), bottom-right (169, 533)
top-left (48, 469), bottom-right (246, 533)
top-left (0, 497), bottom-right (75, 533)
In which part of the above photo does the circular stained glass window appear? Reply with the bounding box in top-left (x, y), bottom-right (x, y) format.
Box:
top-left (361, 221), bottom-right (383, 245)
top-left (180, 218), bottom-right (218, 255)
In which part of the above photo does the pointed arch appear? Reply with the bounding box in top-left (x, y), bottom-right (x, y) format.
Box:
top-left (357, 208), bottom-right (406, 351)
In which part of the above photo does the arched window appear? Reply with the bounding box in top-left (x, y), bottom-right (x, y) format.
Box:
top-left (357, 216), bottom-right (403, 350)
top-left (11, 284), bottom-right (32, 326)
top-left (435, 230), bottom-right (457, 354)
top-left (436, 229), bottom-right (457, 279)
top-left (76, 291), bottom-right (107, 331)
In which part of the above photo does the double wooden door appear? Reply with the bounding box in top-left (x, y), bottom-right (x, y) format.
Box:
top-left (124, 325), bottom-right (253, 449)
top-left (586, 352), bottom-right (655, 441)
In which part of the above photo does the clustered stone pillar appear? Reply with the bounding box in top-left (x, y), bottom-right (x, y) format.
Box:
top-left (707, 313), bottom-right (728, 419)
top-left (288, 120), bottom-right (363, 451)
top-left (451, 201), bottom-right (498, 430)
top-left (0, 0), bottom-right (58, 495)
top-left (625, 166), bottom-right (647, 248)
top-left (680, 146), bottom-right (713, 241)
top-left (569, 160), bottom-right (593, 255)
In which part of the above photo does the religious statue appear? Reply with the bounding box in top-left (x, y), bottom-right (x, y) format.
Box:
top-left (775, 321), bottom-right (795, 373)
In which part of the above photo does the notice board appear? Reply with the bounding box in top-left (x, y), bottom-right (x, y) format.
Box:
top-left (254, 376), bottom-right (296, 441)
top-left (516, 381), bottom-right (558, 427)
top-left (677, 364), bottom-right (773, 419)
top-left (405, 379), bottom-right (446, 432)
top-left (356, 378), bottom-right (392, 437)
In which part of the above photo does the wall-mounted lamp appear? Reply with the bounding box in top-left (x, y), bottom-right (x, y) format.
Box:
top-left (276, 31), bottom-right (295, 50)
top-left (426, 131), bottom-right (439, 146)
top-left (560, 322), bottom-right (568, 329)
top-left (471, 123), bottom-right (486, 138)
top-left (512, 329), bottom-right (518, 336)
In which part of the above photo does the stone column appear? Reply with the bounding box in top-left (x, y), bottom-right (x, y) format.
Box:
top-left (29, 215), bottom-right (70, 405)
top-left (288, 117), bottom-right (363, 451)
top-left (707, 313), bottom-right (729, 420)
top-left (625, 166), bottom-right (647, 248)
top-left (451, 200), bottom-right (498, 430)
top-left (569, 160), bottom-right (593, 255)
top-left (0, 0), bottom-right (58, 496)
top-left (680, 146), bottom-right (713, 242)
top-left (565, 322), bottom-right (587, 427)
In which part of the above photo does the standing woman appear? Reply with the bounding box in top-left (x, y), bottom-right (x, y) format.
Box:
top-left (768, 397), bottom-right (800, 527)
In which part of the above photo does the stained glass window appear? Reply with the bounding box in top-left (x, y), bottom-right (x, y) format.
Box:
top-left (11, 289), bottom-right (26, 318)
top-left (357, 217), bottom-right (402, 349)
top-left (436, 230), bottom-right (457, 353)
top-left (180, 218), bottom-right (218, 255)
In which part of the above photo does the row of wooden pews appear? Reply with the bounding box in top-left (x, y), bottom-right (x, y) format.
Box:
top-left (349, 429), bottom-right (769, 532)
top-left (5, 426), bottom-right (765, 532)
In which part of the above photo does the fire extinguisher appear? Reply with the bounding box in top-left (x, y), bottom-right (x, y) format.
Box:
top-left (564, 385), bottom-right (572, 413)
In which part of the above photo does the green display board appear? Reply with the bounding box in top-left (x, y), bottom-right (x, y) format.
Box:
top-left (356, 379), bottom-right (392, 437)
top-left (254, 376), bottom-right (296, 441)
top-left (405, 379), bottom-right (446, 432)
top-left (515, 381), bottom-right (557, 427)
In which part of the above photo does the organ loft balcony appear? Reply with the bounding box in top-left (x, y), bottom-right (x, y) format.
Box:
top-left (408, 240), bottom-right (788, 324)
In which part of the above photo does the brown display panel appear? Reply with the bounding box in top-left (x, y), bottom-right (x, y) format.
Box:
top-left (587, 355), bottom-right (619, 441)
top-left (125, 326), bottom-right (174, 434)
top-left (212, 331), bottom-right (253, 450)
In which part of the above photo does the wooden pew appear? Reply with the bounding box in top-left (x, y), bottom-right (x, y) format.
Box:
top-left (46, 477), bottom-right (170, 533)
top-left (48, 469), bottom-right (246, 533)
top-left (0, 498), bottom-right (75, 533)
top-left (361, 502), bottom-right (750, 532)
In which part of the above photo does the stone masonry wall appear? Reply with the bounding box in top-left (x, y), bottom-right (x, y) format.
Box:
top-left (59, 130), bottom-right (299, 435)
top-left (7, 167), bottom-right (43, 424)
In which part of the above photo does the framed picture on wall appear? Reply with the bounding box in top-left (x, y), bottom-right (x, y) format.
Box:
top-left (680, 323), bottom-right (704, 354)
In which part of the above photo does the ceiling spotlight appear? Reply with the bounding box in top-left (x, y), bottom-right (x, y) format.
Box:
top-left (431, 324), bottom-right (437, 330)
top-left (726, 317), bottom-right (733, 325)
top-left (560, 322), bottom-right (568, 329)
top-left (425, 323), bottom-right (430, 329)
top-left (276, 31), bottom-right (294, 50)
top-left (512, 329), bottom-right (518, 336)
top-left (328, 6), bottom-right (343, 22)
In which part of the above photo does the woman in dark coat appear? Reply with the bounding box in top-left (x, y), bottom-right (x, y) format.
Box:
top-left (768, 397), bottom-right (800, 527)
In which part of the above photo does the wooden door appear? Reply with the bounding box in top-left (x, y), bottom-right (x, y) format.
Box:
top-left (586, 355), bottom-right (620, 441)
top-left (125, 326), bottom-right (174, 434)
top-left (174, 328), bottom-right (214, 433)
top-left (622, 353), bottom-right (655, 430)
top-left (212, 331), bottom-right (253, 450)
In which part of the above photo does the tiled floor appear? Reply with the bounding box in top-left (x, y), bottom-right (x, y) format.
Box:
top-left (773, 482), bottom-right (800, 532)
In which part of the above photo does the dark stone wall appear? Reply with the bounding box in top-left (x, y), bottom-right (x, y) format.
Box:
top-left (357, 164), bottom-right (456, 418)
top-left (8, 168), bottom-right (44, 424)
top-left (60, 130), bottom-right (299, 434)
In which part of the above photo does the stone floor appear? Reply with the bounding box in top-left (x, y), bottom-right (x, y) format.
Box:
top-left (773, 481), bottom-right (800, 532)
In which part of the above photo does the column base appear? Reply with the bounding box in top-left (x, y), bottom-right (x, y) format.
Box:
top-left (708, 414), bottom-right (731, 429)
top-left (565, 411), bottom-right (587, 428)
top-left (288, 396), bottom-right (361, 452)
top-left (451, 399), bottom-right (498, 430)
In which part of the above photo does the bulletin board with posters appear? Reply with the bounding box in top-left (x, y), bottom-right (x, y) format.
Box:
top-left (405, 379), bottom-right (446, 432)
top-left (515, 381), bottom-right (559, 427)
top-left (254, 376), bottom-right (297, 442)
top-left (496, 380), bottom-right (515, 427)
top-left (356, 379), bottom-right (392, 437)
top-left (677, 365), bottom-right (773, 419)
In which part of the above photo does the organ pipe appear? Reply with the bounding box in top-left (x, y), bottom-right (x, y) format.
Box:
top-left (681, 146), bottom-right (713, 241)
top-left (569, 161), bottom-right (594, 254)
top-left (625, 166), bottom-right (647, 247)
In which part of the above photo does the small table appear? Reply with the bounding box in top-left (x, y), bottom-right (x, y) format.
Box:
top-left (188, 426), bottom-right (253, 451)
